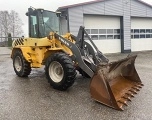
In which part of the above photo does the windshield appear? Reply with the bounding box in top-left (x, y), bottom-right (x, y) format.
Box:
top-left (41, 10), bottom-right (59, 36)
top-left (29, 9), bottom-right (59, 38)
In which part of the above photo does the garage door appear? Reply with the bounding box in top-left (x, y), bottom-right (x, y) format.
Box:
top-left (84, 14), bottom-right (121, 53)
top-left (131, 17), bottom-right (152, 51)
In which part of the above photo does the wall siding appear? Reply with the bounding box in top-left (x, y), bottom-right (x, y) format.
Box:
top-left (60, 17), bottom-right (68, 35)
top-left (83, 0), bottom-right (123, 15)
top-left (105, 0), bottom-right (123, 15)
top-left (123, 0), bottom-right (131, 51)
top-left (83, 2), bottom-right (105, 14)
top-left (131, 0), bottom-right (147, 17)
top-left (68, 6), bottom-right (83, 36)
top-left (147, 7), bottom-right (152, 17)
top-left (131, 0), bottom-right (152, 17)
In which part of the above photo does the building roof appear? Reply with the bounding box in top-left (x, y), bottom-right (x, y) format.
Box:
top-left (57, 0), bottom-right (152, 11)
top-left (138, 0), bottom-right (152, 7)
top-left (57, 0), bottom-right (103, 11)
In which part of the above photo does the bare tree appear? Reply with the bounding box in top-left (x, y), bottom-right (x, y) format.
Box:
top-left (0, 10), bottom-right (24, 39)
top-left (0, 18), bottom-right (2, 41)
top-left (9, 10), bottom-right (24, 37)
top-left (0, 11), bottom-right (9, 43)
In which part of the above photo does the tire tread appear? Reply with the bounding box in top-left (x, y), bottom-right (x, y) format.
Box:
top-left (45, 52), bottom-right (76, 91)
top-left (13, 50), bottom-right (31, 77)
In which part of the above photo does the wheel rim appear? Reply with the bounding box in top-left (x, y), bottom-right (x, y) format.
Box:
top-left (49, 61), bottom-right (64, 83)
top-left (14, 56), bottom-right (22, 72)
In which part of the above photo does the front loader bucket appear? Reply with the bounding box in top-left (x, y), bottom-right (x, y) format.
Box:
top-left (90, 55), bottom-right (143, 110)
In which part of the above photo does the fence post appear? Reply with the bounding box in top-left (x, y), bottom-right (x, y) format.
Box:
top-left (8, 33), bottom-right (12, 47)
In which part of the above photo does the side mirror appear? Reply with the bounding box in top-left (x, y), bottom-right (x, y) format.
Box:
top-left (25, 12), bottom-right (28, 16)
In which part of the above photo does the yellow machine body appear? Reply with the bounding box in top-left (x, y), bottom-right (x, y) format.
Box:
top-left (11, 33), bottom-right (74, 68)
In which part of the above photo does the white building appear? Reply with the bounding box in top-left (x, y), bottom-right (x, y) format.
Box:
top-left (57, 0), bottom-right (152, 53)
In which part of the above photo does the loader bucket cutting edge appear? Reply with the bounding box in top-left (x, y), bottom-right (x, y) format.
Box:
top-left (90, 55), bottom-right (143, 111)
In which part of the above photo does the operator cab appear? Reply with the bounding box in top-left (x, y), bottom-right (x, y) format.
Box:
top-left (26, 7), bottom-right (59, 38)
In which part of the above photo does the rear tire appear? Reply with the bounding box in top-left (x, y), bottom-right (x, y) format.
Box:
top-left (45, 52), bottom-right (76, 91)
top-left (13, 50), bottom-right (31, 77)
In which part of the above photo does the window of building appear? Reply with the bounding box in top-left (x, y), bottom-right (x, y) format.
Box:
top-left (99, 35), bottom-right (106, 39)
top-left (114, 29), bottom-right (120, 34)
top-left (140, 34), bottom-right (145, 38)
top-left (114, 35), bottom-right (120, 39)
top-left (85, 29), bottom-right (120, 40)
top-left (131, 29), bottom-right (152, 39)
top-left (146, 34), bottom-right (151, 38)
top-left (134, 35), bottom-right (139, 38)
top-left (107, 29), bottom-right (113, 34)
top-left (91, 35), bottom-right (98, 40)
top-left (99, 29), bottom-right (106, 34)
top-left (140, 29), bottom-right (145, 33)
top-left (91, 29), bottom-right (98, 34)
top-left (134, 29), bottom-right (139, 33)
top-left (107, 35), bottom-right (113, 39)
top-left (146, 29), bottom-right (151, 33)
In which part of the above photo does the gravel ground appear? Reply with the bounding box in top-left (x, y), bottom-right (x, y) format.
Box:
top-left (0, 47), bottom-right (152, 120)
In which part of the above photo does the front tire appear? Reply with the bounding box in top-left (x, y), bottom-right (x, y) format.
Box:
top-left (45, 52), bottom-right (76, 91)
top-left (13, 50), bottom-right (31, 77)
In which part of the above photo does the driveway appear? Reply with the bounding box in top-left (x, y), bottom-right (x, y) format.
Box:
top-left (0, 47), bottom-right (152, 120)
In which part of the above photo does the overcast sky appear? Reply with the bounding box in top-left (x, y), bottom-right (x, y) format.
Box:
top-left (0, 0), bottom-right (152, 36)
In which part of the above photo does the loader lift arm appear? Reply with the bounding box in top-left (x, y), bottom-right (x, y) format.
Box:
top-left (54, 26), bottom-right (108, 77)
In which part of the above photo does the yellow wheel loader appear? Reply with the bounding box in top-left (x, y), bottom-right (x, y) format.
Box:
top-left (11, 7), bottom-right (143, 110)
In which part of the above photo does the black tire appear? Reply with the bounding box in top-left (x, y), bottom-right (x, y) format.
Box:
top-left (13, 50), bottom-right (31, 77)
top-left (45, 52), bottom-right (76, 91)
top-left (78, 68), bottom-right (91, 78)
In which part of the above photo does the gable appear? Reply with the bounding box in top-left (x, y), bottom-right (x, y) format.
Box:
top-left (131, 0), bottom-right (152, 17)
top-left (83, 0), bottom-right (123, 16)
